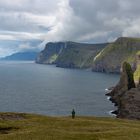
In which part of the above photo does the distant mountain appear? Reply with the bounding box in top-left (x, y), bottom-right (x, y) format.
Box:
top-left (1, 52), bottom-right (39, 61)
top-left (36, 41), bottom-right (108, 69)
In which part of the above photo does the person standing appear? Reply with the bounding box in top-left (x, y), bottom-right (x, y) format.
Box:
top-left (72, 109), bottom-right (75, 119)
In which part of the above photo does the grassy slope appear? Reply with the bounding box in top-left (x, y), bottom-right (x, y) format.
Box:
top-left (56, 43), bottom-right (107, 68)
top-left (93, 37), bottom-right (140, 72)
top-left (37, 41), bottom-right (108, 68)
top-left (0, 113), bottom-right (140, 140)
top-left (56, 46), bottom-right (99, 68)
top-left (134, 65), bottom-right (140, 81)
top-left (134, 51), bottom-right (140, 81)
top-left (95, 44), bottom-right (136, 63)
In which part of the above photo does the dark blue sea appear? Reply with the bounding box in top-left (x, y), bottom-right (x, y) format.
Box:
top-left (0, 61), bottom-right (119, 116)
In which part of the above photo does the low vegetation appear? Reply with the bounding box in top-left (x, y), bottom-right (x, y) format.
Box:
top-left (36, 41), bottom-right (108, 68)
top-left (134, 65), bottom-right (140, 82)
top-left (123, 62), bottom-right (135, 89)
top-left (93, 37), bottom-right (140, 73)
top-left (134, 51), bottom-right (140, 82)
top-left (0, 113), bottom-right (140, 140)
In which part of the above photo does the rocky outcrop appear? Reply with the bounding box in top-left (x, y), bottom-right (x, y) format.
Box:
top-left (117, 88), bottom-right (140, 119)
top-left (36, 41), bottom-right (108, 69)
top-left (92, 37), bottom-right (140, 73)
top-left (107, 62), bottom-right (135, 105)
top-left (107, 61), bottom-right (140, 120)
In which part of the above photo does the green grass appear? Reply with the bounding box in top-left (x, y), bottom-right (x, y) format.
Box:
top-left (136, 51), bottom-right (140, 55)
top-left (134, 51), bottom-right (140, 82)
top-left (49, 54), bottom-right (58, 63)
top-left (0, 113), bottom-right (140, 140)
top-left (134, 65), bottom-right (140, 82)
top-left (56, 46), bottom-right (102, 68)
top-left (95, 37), bottom-right (140, 63)
top-left (94, 43), bottom-right (138, 63)
top-left (125, 37), bottom-right (140, 42)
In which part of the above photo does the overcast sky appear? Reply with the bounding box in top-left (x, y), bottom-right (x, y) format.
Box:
top-left (0, 0), bottom-right (140, 56)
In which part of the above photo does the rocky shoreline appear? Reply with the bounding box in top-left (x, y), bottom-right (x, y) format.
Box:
top-left (35, 37), bottom-right (140, 120)
top-left (106, 61), bottom-right (140, 120)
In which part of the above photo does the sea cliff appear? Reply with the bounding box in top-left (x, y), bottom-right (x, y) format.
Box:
top-left (36, 41), bottom-right (108, 69)
top-left (92, 37), bottom-right (140, 73)
top-left (36, 37), bottom-right (140, 73)
top-left (107, 54), bottom-right (140, 119)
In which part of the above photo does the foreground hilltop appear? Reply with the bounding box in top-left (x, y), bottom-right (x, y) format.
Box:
top-left (36, 41), bottom-right (108, 69)
top-left (36, 37), bottom-right (140, 73)
top-left (0, 112), bottom-right (140, 140)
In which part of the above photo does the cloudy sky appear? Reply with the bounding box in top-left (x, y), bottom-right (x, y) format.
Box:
top-left (0, 0), bottom-right (140, 56)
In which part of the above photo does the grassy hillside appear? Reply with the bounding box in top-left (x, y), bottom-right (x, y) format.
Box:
top-left (92, 37), bottom-right (140, 73)
top-left (134, 51), bottom-right (140, 82)
top-left (36, 41), bottom-right (108, 69)
top-left (134, 65), bottom-right (140, 82)
top-left (0, 113), bottom-right (140, 140)
top-left (56, 43), bottom-right (107, 68)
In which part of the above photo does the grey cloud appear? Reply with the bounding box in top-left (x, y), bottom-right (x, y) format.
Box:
top-left (0, 39), bottom-right (42, 57)
top-left (0, 0), bottom-right (61, 14)
top-left (0, 12), bottom-right (54, 33)
top-left (53, 0), bottom-right (140, 42)
top-left (0, 0), bottom-right (140, 56)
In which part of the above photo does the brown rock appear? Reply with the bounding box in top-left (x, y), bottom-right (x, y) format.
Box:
top-left (108, 62), bottom-right (135, 106)
top-left (107, 61), bottom-right (140, 119)
top-left (117, 88), bottom-right (140, 119)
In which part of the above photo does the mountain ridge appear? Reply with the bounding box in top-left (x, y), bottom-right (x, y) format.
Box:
top-left (36, 41), bottom-right (109, 69)
top-left (92, 37), bottom-right (140, 73)
top-left (1, 51), bottom-right (39, 61)
top-left (36, 37), bottom-right (140, 72)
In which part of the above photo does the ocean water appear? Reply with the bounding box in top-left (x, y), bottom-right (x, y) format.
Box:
top-left (0, 61), bottom-right (119, 116)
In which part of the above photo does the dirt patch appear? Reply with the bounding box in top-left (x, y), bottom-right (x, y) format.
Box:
top-left (0, 113), bottom-right (26, 120)
top-left (0, 127), bottom-right (19, 134)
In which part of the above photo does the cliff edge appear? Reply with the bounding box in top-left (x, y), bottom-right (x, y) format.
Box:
top-left (36, 41), bottom-right (108, 69)
top-left (92, 37), bottom-right (140, 73)
top-left (107, 60), bottom-right (140, 119)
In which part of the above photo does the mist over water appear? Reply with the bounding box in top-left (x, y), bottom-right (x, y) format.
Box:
top-left (0, 61), bottom-right (119, 116)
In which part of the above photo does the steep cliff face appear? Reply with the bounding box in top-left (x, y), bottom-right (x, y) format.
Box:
top-left (117, 87), bottom-right (140, 119)
top-left (92, 37), bottom-right (140, 73)
top-left (36, 41), bottom-right (108, 69)
top-left (36, 37), bottom-right (140, 72)
top-left (55, 42), bottom-right (108, 68)
top-left (107, 62), bottom-right (135, 105)
top-left (36, 42), bottom-right (65, 64)
top-left (107, 61), bottom-right (140, 120)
